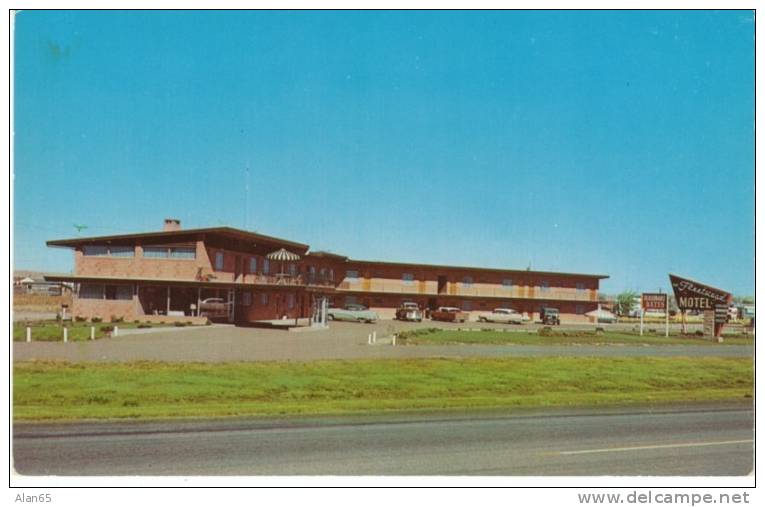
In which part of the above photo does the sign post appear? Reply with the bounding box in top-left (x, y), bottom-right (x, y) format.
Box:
top-left (669, 274), bottom-right (732, 339)
top-left (641, 293), bottom-right (668, 337)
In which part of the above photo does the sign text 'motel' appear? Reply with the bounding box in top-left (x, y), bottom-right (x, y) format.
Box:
top-left (669, 274), bottom-right (732, 311)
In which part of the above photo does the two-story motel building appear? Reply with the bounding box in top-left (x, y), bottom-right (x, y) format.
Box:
top-left (45, 219), bottom-right (609, 324)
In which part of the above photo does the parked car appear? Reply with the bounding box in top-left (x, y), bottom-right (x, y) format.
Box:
top-left (540, 307), bottom-right (560, 325)
top-left (199, 297), bottom-right (228, 318)
top-left (395, 302), bottom-right (423, 322)
top-left (431, 306), bottom-right (469, 323)
top-left (327, 303), bottom-right (379, 323)
top-left (478, 308), bottom-right (525, 324)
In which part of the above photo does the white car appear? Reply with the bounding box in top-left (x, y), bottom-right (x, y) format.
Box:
top-left (478, 308), bottom-right (525, 324)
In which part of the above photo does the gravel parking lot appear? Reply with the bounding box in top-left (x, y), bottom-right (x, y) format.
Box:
top-left (13, 319), bottom-right (749, 363)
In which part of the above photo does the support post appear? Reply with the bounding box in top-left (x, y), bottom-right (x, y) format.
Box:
top-left (26, 327), bottom-right (31, 343)
top-left (90, 326), bottom-right (95, 340)
top-left (372, 331), bottom-right (377, 343)
top-left (665, 305), bottom-right (669, 337)
top-left (166, 286), bottom-right (171, 315)
top-left (639, 309), bottom-right (644, 336)
top-left (392, 334), bottom-right (397, 346)
top-left (114, 326), bottom-right (119, 337)
top-left (197, 288), bottom-right (201, 317)
top-left (368, 333), bottom-right (372, 345)
top-left (63, 327), bottom-right (68, 343)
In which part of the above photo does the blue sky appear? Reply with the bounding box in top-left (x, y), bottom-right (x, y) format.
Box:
top-left (13, 10), bottom-right (754, 295)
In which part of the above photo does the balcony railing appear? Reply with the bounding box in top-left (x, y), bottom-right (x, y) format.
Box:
top-left (206, 271), bottom-right (336, 287)
top-left (337, 279), bottom-right (597, 301)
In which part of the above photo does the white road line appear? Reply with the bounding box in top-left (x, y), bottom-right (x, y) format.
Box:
top-left (559, 439), bottom-right (753, 455)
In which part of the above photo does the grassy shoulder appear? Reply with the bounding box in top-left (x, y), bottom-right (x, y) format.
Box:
top-left (397, 328), bottom-right (754, 346)
top-left (13, 357), bottom-right (753, 421)
top-left (12, 320), bottom-right (180, 342)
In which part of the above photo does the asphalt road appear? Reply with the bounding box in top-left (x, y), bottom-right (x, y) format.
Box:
top-left (13, 404), bottom-right (753, 476)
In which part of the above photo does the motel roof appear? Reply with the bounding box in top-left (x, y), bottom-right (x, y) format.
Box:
top-left (46, 226), bottom-right (310, 253)
top-left (346, 258), bottom-right (610, 280)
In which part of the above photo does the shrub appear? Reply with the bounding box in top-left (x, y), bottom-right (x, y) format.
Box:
top-left (174, 321), bottom-right (187, 327)
top-left (694, 330), bottom-right (704, 337)
top-left (595, 327), bottom-right (605, 334)
top-left (137, 323), bottom-right (152, 329)
top-left (91, 317), bottom-right (103, 323)
top-left (538, 326), bottom-right (554, 337)
top-left (133, 320), bottom-right (140, 324)
top-left (205, 319), bottom-right (212, 326)
top-left (74, 316), bottom-right (87, 322)
top-left (111, 315), bottom-right (124, 323)
top-left (100, 325), bottom-right (114, 333)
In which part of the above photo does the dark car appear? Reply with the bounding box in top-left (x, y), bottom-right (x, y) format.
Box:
top-left (540, 307), bottom-right (560, 325)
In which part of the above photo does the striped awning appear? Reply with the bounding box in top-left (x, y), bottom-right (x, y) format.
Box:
top-left (266, 248), bottom-right (301, 262)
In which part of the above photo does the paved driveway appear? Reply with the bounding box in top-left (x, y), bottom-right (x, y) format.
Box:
top-left (12, 321), bottom-right (750, 363)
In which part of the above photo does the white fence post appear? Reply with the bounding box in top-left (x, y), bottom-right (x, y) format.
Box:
top-left (372, 331), bottom-right (377, 344)
top-left (90, 326), bottom-right (95, 340)
top-left (392, 334), bottom-right (397, 346)
top-left (114, 326), bottom-right (119, 337)
top-left (63, 327), bottom-right (68, 343)
top-left (26, 327), bottom-right (31, 343)
top-left (368, 333), bottom-right (372, 345)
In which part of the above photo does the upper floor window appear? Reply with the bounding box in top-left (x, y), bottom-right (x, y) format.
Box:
top-left (346, 270), bottom-right (359, 281)
top-left (576, 282), bottom-right (586, 292)
top-left (540, 281), bottom-right (550, 292)
top-left (329, 269), bottom-right (334, 281)
top-left (215, 251), bottom-right (224, 270)
top-left (109, 246), bottom-right (135, 258)
top-left (82, 245), bottom-right (109, 257)
top-left (402, 273), bottom-right (414, 286)
top-left (169, 247), bottom-right (195, 259)
top-left (502, 279), bottom-right (513, 289)
top-left (143, 247), bottom-right (169, 259)
top-left (289, 263), bottom-right (297, 276)
top-left (263, 259), bottom-right (270, 274)
top-left (249, 257), bottom-right (258, 274)
top-left (462, 276), bottom-right (474, 288)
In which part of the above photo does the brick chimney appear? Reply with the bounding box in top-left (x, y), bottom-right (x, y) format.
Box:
top-left (163, 218), bottom-right (181, 231)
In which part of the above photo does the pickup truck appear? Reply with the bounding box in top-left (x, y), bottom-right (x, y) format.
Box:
top-left (430, 306), bottom-right (469, 323)
top-left (395, 302), bottom-right (423, 322)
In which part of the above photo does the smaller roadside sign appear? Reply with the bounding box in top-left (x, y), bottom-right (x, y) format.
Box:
top-left (714, 304), bottom-right (728, 324)
top-left (642, 293), bottom-right (667, 311)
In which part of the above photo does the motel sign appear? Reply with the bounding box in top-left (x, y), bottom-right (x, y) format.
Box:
top-left (669, 274), bottom-right (732, 338)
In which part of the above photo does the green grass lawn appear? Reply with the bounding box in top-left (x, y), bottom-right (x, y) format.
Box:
top-left (397, 328), bottom-right (754, 346)
top-left (12, 321), bottom-right (178, 342)
top-left (13, 357), bottom-right (753, 421)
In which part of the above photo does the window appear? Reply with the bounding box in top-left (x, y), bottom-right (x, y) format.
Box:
top-left (346, 270), bottom-right (359, 280)
top-left (215, 251), bottom-right (224, 270)
top-left (502, 279), bottom-right (513, 289)
top-left (462, 276), bottom-right (473, 288)
top-left (241, 291), bottom-right (252, 306)
top-left (170, 247), bottom-right (196, 259)
top-left (345, 295), bottom-right (358, 305)
top-left (249, 257), bottom-right (257, 274)
top-left (576, 282), bottom-right (586, 292)
top-left (540, 281), bottom-right (550, 292)
top-left (576, 304), bottom-right (585, 315)
top-left (263, 259), bottom-right (270, 274)
top-left (462, 300), bottom-right (473, 311)
top-left (402, 273), bottom-right (414, 286)
top-left (83, 245), bottom-right (108, 256)
top-left (287, 294), bottom-right (295, 309)
top-left (289, 263), bottom-right (297, 276)
top-left (105, 285), bottom-right (132, 300)
top-left (80, 284), bottom-right (104, 299)
top-left (261, 293), bottom-right (268, 306)
top-left (329, 269), bottom-right (334, 281)
top-left (144, 247), bottom-right (169, 258)
top-left (109, 246), bottom-right (135, 257)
